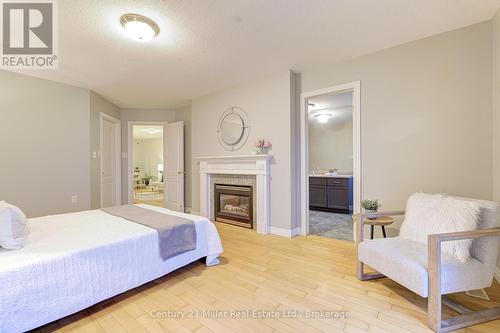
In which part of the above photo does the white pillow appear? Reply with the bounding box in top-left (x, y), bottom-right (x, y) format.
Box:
top-left (399, 193), bottom-right (481, 262)
top-left (0, 201), bottom-right (28, 250)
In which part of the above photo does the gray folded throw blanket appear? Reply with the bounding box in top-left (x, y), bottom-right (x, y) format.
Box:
top-left (101, 205), bottom-right (196, 260)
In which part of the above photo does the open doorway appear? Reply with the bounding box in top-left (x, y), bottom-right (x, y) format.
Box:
top-left (128, 121), bottom-right (185, 211)
top-left (300, 82), bottom-right (361, 240)
top-left (132, 125), bottom-right (165, 207)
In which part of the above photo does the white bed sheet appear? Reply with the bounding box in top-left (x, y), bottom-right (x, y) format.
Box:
top-left (0, 204), bottom-right (223, 333)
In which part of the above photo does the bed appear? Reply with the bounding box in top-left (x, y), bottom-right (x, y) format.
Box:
top-left (0, 204), bottom-right (223, 332)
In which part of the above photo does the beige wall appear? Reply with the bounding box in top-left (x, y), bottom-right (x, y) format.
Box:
top-left (191, 71), bottom-right (294, 230)
top-left (308, 108), bottom-right (353, 173)
top-left (120, 108), bottom-right (192, 206)
top-left (89, 91), bottom-right (120, 209)
top-left (301, 21), bottom-right (493, 235)
top-left (0, 70), bottom-right (91, 217)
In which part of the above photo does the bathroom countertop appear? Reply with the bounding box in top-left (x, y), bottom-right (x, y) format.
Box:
top-left (309, 174), bottom-right (353, 178)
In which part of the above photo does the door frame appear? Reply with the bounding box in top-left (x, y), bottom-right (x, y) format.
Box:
top-left (127, 121), bottom-right (168, 206)
top-left (100, 113), bottom-right (122, 207)
top-left (299, 81), bottom-right (362, 236)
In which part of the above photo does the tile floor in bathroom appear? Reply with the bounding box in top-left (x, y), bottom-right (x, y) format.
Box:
top-left (309, 210), bottom-right (353, 241)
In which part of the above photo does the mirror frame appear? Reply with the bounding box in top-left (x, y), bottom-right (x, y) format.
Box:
top-left (217, 107), bottom-right (250, 151)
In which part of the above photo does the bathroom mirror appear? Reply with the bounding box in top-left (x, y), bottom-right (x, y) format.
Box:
top-left (217, 107), bottom-right (250, 151)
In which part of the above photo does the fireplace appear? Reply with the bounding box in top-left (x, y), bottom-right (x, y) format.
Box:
top-left (198, 155), bottom-right (271, 234)
top-left (214, 184), bottom-right (253, 228)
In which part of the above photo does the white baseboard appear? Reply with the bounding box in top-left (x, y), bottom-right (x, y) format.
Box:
top-left (495, 267), bottom-right (500, 284)
top-left (269, 227), bottom-right (302, 238)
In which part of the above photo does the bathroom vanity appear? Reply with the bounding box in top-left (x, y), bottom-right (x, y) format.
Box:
top-left (309, 175), bottom-right (353, 213)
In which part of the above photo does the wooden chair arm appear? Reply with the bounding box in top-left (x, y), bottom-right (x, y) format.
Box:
top-left (428, 227), bottom-right (500, 244)
top-left (427, 227), bottom-right (500, 332)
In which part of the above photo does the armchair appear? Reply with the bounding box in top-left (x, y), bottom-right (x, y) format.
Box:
top-left (355, 197), bottom-right (500, 333)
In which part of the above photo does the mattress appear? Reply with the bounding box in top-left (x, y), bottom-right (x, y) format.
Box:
top-left (0, 204), bottom-right (223, 333)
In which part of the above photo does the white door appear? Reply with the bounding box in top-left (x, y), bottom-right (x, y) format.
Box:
top-left (101, 118), bottom-right (116, 207)
top-left (165, 121), bottom-right (185, 211)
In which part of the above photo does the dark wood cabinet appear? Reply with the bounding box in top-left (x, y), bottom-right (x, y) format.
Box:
top-left (309, 176), bottom-right (353, 213)
top-left (327, 187), bottom-right (349, 210)
top-left (309, 185), bottom-right (328, 208)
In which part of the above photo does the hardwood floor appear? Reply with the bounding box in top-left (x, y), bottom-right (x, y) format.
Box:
top-left (34, 222), bottom-right (500, 333)
top-left (132, 199), bottom-right (165, 207)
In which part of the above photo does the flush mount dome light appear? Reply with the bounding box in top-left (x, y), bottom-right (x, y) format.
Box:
top-left (314, 113), bottom-right (332, 123)
top-left (120, 13), bottom-right (160, 41)
top-left (144, 128), bottom-right (162, 134)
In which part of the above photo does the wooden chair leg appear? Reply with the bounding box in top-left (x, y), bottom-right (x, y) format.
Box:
top-left (356, 261), bottom-right (385, 281)
top-left (428, 234), bottom-right (500, 332)
top-left (355, 214), bottom-right (385, 281)
top-left (428, 232), bottom-right (442, 332)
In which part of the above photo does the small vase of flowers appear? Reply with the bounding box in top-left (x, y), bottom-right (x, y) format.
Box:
top-left (361, 199), bottom-right (381, 220)
top-left (255, 138), bottom-right (272, 154)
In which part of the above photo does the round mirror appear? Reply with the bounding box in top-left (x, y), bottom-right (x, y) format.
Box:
top-left (217, 107), bottom-right (250, 151)
top-left (220, 113), bottom-right (244, 145)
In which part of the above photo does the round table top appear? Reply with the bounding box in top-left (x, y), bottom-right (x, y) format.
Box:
top-left (363, 216), bottom-right (394, 226)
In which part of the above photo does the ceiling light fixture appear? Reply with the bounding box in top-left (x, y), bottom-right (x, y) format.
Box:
top-left (120, 13), bottom-right (160, 41)
top-left (144, 128), bottom-right (161, 134)
top-left (314, 113), bottom-right (332, 124)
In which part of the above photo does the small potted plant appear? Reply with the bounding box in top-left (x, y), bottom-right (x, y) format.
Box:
top-left (255, 138), bottom-right (272, 154)
top-left (141, 175), bottom-right (152, 186)
top-left (361, 199), bottom-right (381, 219)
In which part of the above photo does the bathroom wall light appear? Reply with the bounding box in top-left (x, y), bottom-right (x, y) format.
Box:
top-left (120, 13), bottom-right (160, 41)
top-left (314, 113), bottom-right (332, 123)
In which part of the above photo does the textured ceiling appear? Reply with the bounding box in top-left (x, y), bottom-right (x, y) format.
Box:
top-left (10, 0), bottom-right (500, 108)
top-left (309, 91), bottom-right (353, 111)
top-left (308, 91), bottom-right (353, 123)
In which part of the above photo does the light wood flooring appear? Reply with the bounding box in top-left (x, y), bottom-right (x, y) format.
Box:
top-left (133, 199), bottom-right (165, 207)
top-left (33, 222), bottom-right (500, 333)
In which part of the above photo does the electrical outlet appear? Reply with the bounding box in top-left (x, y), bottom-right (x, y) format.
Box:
top-left (71, 195), bottom-right (78, 204)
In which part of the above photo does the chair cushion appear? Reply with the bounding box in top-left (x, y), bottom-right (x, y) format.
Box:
top-left (399, 193), bottom-right (481, 262)
top-left (358, 237), bottom-right (492, 297)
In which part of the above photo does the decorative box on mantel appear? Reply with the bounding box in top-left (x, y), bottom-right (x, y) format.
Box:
top-left (196, 155), bottom-right (273, 234)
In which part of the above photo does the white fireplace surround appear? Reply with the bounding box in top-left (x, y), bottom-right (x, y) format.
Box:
top-left (196, 155), bottom-right (272, 234)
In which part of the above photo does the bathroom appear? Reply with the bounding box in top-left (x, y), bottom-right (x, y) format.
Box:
top-left (307, 90), bottom-right (354, 241)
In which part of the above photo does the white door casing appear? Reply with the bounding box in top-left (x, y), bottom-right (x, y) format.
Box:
top-left (100, 113), bottom-right (121, 207)
top-left (299, 81), bottom-right (361, 237)
top-left (165, 121), bottom-right (185, 211)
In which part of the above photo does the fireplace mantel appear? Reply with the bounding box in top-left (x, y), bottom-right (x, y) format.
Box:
top-left (196, 155), bottom-right (272, 234)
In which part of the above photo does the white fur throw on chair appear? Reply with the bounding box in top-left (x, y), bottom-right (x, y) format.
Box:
top-left (399, 193), bottom-right (481, 262)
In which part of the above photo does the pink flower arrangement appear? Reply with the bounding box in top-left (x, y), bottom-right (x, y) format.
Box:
top-left (255, 138), bottom-right (272, 154)
top-left (255, 138), bottom-right (272, 149)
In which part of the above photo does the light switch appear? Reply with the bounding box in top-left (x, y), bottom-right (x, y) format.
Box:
top-left (71, 195), bottom-right (78, 204)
